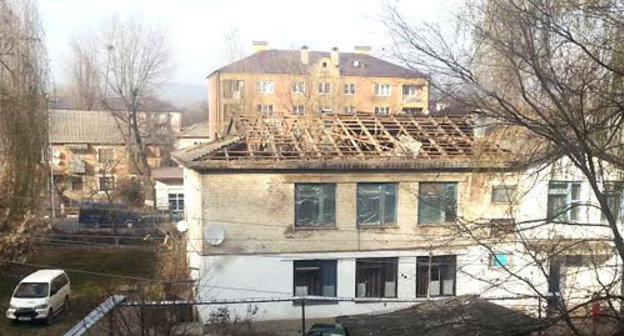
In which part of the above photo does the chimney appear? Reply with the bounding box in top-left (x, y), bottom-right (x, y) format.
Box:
top-left (330, 47), bottom-right (339, 66)
top-left (300, 45), bottom-right (309, 65)
top-left (252, 41), bottom-right (269, 53)
top-left (354, 45), bottom-right (372, 55)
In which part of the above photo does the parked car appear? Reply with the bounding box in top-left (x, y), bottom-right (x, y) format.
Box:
top-left (307, 323), bottom-right (349, 336)
top-left (139, 210), bottom-right (183, 227)
top-left (5, 270), bottom-right (71, 324)
top-left (78, 202), bottom-right (140, 228)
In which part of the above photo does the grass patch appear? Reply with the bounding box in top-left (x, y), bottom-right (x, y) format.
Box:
top-left (0, 247), bottom-right (157, 336)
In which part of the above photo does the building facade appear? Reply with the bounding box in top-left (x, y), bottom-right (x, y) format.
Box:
top-left (51, 109), bottom-right (179, 205)
top-left (207, 43), bottom-right (430, 138)
top-left (174, 114), bottom-right (621, 322)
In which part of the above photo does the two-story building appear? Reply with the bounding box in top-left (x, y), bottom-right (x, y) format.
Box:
top-left (206, 42), bottom-right (430, 139)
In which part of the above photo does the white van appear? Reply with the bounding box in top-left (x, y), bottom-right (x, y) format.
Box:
top-left (5, 269), bottom-right (71, 324)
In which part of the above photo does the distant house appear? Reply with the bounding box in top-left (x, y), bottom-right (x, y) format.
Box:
top-left (50, 109), bottom-right (175, 205)
top-left (177, 123), bottom-right (211, 149)
top-left (152, 166), bottom-right (184, 213)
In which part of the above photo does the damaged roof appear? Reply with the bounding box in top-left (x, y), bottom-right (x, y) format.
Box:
top-left (210, 50), bottom-right (424, 79)
top-left (173, 113), bottom-right (510, 171)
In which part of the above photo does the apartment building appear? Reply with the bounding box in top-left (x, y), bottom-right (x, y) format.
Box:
top-left (174, 113), bottom-right (619, 322)
top-left (206, 42), bottom-right (430, 138)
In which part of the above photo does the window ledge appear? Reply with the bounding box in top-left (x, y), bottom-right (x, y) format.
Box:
top-left (418, 222), bottom-right (454, 227)
top-left (292, 226), bottom-right (338, 231)
top-left (357, 225), bottom-right (398, 230)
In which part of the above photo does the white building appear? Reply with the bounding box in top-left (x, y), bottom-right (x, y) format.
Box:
top-left (174, 114), bottom-right (620, 323)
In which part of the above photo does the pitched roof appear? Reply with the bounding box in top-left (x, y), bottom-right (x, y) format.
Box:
top-left (179, 122), bottom-right (210, 138)
top-left (50, 110), bottom-right (167, 145)
top-left (51, 96), bottom-right (180, 113)
top-left (173, 114), bottom-right (509, 171)
top-left (210, 50), bottom-right (424, 79)
top-left (152, 166), bottom-right (183, 181)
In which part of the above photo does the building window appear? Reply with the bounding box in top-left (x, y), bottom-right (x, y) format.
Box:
top-left (223, 80), bottom-right (244, 99)
top-left (295, 183), bottom-right (336, 227)
top-left (402, 85), bottom-right (420, 100)
top-left (401, 107), bottom-right (423, 115)
top-left (294, 260), bottom-right (337, 297)
top-left (547, 181), bottom-right (581, 221)
top-left (491, 185), bottom-right (517, 203)
top-left (257, 80), bottom-right (275, 94)
top-left (356, 258), bottom-right (398, 298)
top-left (490, 218), bottom-right (515, 236)
top-left (292, 81), bottom-right (305, 94)
top-left (374, 107), bottom-right (390, 116)
top-left (603, 182), bottom-right (624, 222)
top-left (71, 176), bottom-right (83, 191)
top-left (99, 175), bottom-right (115, 191)
top-left (293, 105), bottom-right (305, 115)
top-left (168, 193), bottom-right (184, 213)
top-left (319, 106), bottom-right (333, 115)
top-left (490, 253), bottom-right (510, 267)
top-left (418, 182), bottom-right (458, 225)
top-left (416, 256), bottom-right (456, 297)
top-left (318, 82), bottom-right (332, 95)
top-left (343, 83), bottom-right (356, 95)
top-left (344, 106), bottom-right (356, 115)
top-left (98, 148), bottom-right (114, 165)
top-left (357, 183), bottom-right (397, 226)
top-left (374, 84), bottom-right (391, 96)
top-left (256, 104), bottom-right (273, 116)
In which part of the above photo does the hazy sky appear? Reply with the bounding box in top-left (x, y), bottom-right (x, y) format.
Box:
top-left (39, 0), bottom-right (453, 89)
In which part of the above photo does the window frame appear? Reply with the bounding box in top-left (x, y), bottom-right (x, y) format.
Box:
top-left (294, 183), bottom-right (336, 228)
top-left (374, 107), bottom-right (390, 116)
top-left (98, 148), bottom-right (114, 165)
top-left (356, 183), bottom-right (398, 227)
top-left (256, 104), bottom-right (274, 116)
top-left (602, 181), bottom-right (624, 222)
top-left (319, 106), bottom-right (333, 115)
top-left (293, 260), bottom-right (337, 299)
top-left (402, 85), bottom-right (420, 100)
top-left (416, 255), bottom-right (457, 298)
top-left (293, 105), bottom-right (305, 115)
top-left (418, 182), bottom-right (458, 225)
top-left (491, 185), bottom-right (517, 204)
top-left (355, 257), bottom-right (398, 298)
top-left (168, 192), bottom-right (184, 213)
top-left (489, 252), bottom-right (511, 268)
top-left (292, 81), bottom-right (305, 95)
top-left (257, 80), bottom-right (275, 94)
top-left (343, 83), bottom-right (356, 95)
top-left (98, 175), bottom-right (115, 191)
top-left (344, 106), bottom-right (356, 115)
top-left (374, 84), bottom-right (391, 96)
top-left (318, 82), bottom-right (332, 95)
top-left (547, 181), bottom-right (582, 222)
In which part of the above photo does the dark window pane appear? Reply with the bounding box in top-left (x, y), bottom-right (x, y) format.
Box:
top-left (294, 260), bottom-right (336, 297)
top-left (295, 184), bottom-right (335, 227)
top-left (491, 185), bottom-right (517, 203)
top-left (416, 256), bottom-right (456, 297)
top-left (357, 183), bottom-right (397, 226)
top-left (419, 183), bottom-right (458, 225)
top-left (356, 258), bottom-right (397, 298)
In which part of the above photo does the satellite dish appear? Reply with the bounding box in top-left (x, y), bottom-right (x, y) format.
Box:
top-left (205, 226), bottom-right (225, 246)
top-left (353, 60), bottom-right (360, 67)
top-left (53, 150), bottom-right (61, 158)
top-left (176, 220), bottom-right (188, 233)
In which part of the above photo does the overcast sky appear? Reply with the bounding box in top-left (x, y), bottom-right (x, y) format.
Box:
top-left (39, 0), bottom-right (453, 91)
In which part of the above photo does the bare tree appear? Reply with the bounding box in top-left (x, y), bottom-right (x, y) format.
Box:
top-left (385, 0), bottom-right (624, 334)
top-left (0, 0), bottom-right (49, 262)
top-left (67, 17), bottom-right (173, 205)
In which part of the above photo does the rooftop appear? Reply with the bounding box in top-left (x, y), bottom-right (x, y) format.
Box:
top-left (50, 96), bottom-right (180, 113)
top-left (152, 166), bottom-right (183, 181)
top-left (173, 113), bottom-right (509, 171)
top-left (179, 122), bottom-right (210, 138)
top-left (51, 110), bottom-right (168, 145)
top-left (210, 49), bottom-right (424, 79)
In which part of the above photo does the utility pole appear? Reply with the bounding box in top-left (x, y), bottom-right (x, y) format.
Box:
top-left (301, 297), bottom-right (306, 336)
top-left (48, 95), bottom-right (55, 221)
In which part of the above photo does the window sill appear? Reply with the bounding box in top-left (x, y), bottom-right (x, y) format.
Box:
top-left (292, 226), bottom-right (337, 231)
top-left (418, 222), bottom-right (454, 227)
top-left (357, 225), bottom-right (398, 230)
top-left (354, 297), bottom-right (398, 303)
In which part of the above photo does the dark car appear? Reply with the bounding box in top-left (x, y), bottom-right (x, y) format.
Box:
top-left (138, 210), bottom-right (183, 228)
top-left (78, 202), bottom-right (140, 228)
top-left (307, 324), bottom-right (349, 336)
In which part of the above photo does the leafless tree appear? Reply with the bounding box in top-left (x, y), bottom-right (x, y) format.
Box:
top-left (384, 0), bottom-right (624, 334)
top-left (0, 0), bottom-right (49, 262)
top-left (67, 17), bottom-right (173, 206)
